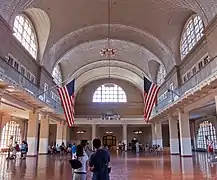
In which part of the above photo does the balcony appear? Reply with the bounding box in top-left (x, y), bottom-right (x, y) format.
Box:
top-left (0, 57), bottom-right (63, 114)
top-left (152, 56), bottom-right (217, 117)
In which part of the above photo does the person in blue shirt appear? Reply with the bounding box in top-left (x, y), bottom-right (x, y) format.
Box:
top-left (71, 143), bottom-right (77, 159)
top-left (89, 139), bottom-right (110, 180)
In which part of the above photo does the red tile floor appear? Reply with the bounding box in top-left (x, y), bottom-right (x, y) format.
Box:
top-left (0, 152), bottom-right (217, 180)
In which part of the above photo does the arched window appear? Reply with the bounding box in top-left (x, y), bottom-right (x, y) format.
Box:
top-left (196, 121), bottom-right (217, 149)
top-left (52, 65), bottom-right (62, 85)
top-left (93, 83), bottom-right (127, 103)
top-left (0, 121), bottom-right (21, 148)
top-left (157, 64), bottom-right (166, 86)
top-left (180, 15), bottom-right (204, 59)
top-left (13, 15), bottom-right (38, 59)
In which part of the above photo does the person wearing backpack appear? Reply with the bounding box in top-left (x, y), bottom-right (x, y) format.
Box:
top-left (89, 139), bottom-right (110, 180)
top-left (72, 145), bottom-right (88, 180)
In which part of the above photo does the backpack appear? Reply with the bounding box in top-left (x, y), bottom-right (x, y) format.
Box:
top-left (15, 144), bottom-right (20, 151)
top-left (69, 158), bottom-right (82, 169)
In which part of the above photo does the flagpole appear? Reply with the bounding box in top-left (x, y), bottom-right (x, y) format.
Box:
top-left (36, 76), bottom-right (73, 97)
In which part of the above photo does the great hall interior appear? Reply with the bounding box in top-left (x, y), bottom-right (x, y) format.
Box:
top-left (1, 0), bottom-right (217, 179)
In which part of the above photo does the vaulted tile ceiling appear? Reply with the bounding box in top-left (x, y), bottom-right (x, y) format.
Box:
top-left (1, 0), bottom-right (217, 89)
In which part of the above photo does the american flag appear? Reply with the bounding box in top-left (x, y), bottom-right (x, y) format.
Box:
top-left (57, 79), bottom-right (75, 127)
top-left (144, 77), bottom-right (160, 122)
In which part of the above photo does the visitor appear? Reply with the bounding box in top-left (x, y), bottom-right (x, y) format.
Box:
top-left (11, 141), bottom-right (19, 159)
top-left (20, 141), bottom-right (27, 160)
top-left (71, 143), bottom-right (77, 159)
top-left (135, 141), bottom-right (140, 153)
top-left (208, 141), bottom-right (214, 159)
top-left (72, 145), bottom-right (88, 180)
top-left (89, 139), bottom-right (110, 180)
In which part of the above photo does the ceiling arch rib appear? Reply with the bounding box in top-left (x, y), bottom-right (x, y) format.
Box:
top-left (46, 24), bottom-right (175, 73)
top-left (58, 39), bottom-right (159, 79)
top-left (24, 8), bottom-right (51, 61)
top-left (72, 67), bottom-right (143, 94)
top-left (63, 59), bottom-right (149, 82)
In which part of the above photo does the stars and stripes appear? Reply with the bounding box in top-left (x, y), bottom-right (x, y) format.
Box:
top-left (144, 77), bottom-right (160, 122)
top-left (57, 79), bottom-right (75, 127)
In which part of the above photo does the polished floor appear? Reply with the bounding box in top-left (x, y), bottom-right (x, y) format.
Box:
top-left (0, 152), bottom-right (217, 180)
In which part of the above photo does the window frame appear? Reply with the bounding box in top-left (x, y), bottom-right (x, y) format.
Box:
top-left (0, 121), bottom-right (21, 148)
top-left (180, 15), bottom-right (204, 60)
top-left (157, 64), bottom-right (166, 86)
top-left (13, 14), bottom-right (38, 59)
top-left (92, 83), bottom-right (127, 103)
top-left (196, 121), bottom-right (217, 149)
top-left (52, 65), bottom-right (63, 85)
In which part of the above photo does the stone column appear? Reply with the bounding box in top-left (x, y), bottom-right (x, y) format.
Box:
top-left (178, 110), bottom-right (192, 157)
top-left (155, 122), bottom-right (163, 147)
top-left (168, 116), bottom-right (179, 154)
top-left (39, 115), bottom-right (49, 154)
top-left (62, 123), bottom-right (68, 145)
top-left (151, 123), bottom-right (156, 145)
top-left (122, 124), bottom-right (127, 151)
top-left (27, 110), bottom-right (39, 156)
top-left (56, 121), bottom-right (63, 146)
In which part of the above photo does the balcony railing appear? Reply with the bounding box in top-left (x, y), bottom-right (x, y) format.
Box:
top-left (152, 58), bottom-right (214, 116)
top-left (0, 57), bottom-right (63, 114)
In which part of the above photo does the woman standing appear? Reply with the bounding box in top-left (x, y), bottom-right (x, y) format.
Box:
top-left (73, 145), bottom-right (88, 180)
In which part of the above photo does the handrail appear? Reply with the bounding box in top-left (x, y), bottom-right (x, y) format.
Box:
top-left (0, 56), bottom-right (63, 113)
top-left (152, 56), bottom-right (217, 116)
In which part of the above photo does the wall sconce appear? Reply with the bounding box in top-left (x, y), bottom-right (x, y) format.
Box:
top-left (77, 130), bottom-right (86, 134)
top-left (105, 132), bottom-right (113, 134)
top-left (134, 131), bottom-right (142, 134)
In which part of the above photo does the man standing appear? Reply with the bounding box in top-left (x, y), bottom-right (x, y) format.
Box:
top-left (71, 143), bottom-right (76, 159)
top-left (89, 139), bottom-right (110, 180)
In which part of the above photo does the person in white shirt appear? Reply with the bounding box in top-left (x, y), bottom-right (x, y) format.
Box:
top-left (73, 145), bottom-right (89, 180)
top-left (135, 142), bottom-right (140, 153)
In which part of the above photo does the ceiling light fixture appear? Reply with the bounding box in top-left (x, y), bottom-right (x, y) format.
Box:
top-left (77, 130), bottom-right (86, 134)
top-left (106, 131), bottom-right (113, 134)
top-left (100, 0), bottom-right (117, 78)
top-left (134, 131), bottom-right (142, 134)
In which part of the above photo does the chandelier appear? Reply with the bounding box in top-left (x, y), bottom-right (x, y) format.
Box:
top-left (100, 47), bottom-right (117, 57)
top-left (100, 0), bottom-right (117, 59)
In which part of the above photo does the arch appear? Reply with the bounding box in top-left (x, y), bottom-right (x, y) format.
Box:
top-left (180, 14), bottom-right (205, 60)
top-left (57, 39), bottom-right (159, 80)
top-left (45, 24), bottom-right (175, 73)
top-left (93, 83), bottom-right (127, 103)
top-left (13, 14), bottom-right (38, 59)
top-left (73, 67), bottom-right (144, 94)
top-left (196, 121), bottom-right (217, 149)
top-left (24, 8), bottom-right (51, 61)
top-left (64, 59), bottom-right (149, 82)
top-left (0, 121), bottom-right (21, 148)
top-left (52, 64), bottom-right (62, 85)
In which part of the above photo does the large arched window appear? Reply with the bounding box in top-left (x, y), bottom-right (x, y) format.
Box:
top-left (196, 121), bottom-right (217, 149)
top-left (157, 64), bottom-right (166, 86)
top-left (180, 15), bottom-right (204, 59)
top-left (0, 121), bottom-right (21, 148)
top-left (13, 15), bottom-right (38, 59)
top-left (93, 83), bottom-right (127, 103)
top-left (52, 65), bottom-right (62, 85)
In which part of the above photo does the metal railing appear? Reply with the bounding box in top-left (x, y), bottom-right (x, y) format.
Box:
top-left (0, 55), bottom-right (216, 117)
top-left (152, 58), bottom-right (214, 115)
top-left (0, 57), bottom-right (63, 114)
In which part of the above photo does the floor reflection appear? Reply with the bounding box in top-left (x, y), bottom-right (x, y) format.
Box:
top-left (0, 152), bottom-right (216, 179)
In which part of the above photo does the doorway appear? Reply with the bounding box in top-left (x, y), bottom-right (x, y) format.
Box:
top-left (102, 135), bottom-right (116, 148)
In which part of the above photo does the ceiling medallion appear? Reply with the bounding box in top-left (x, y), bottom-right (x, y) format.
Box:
top-left (100, 48), bottom-right (117, 57)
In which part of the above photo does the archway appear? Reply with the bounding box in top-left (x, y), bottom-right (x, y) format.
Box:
top-left (103, 135), bottom-right (117, 148)
top-left (196, 121), bottom-right (217, 150)
top-left (0, 121), bottom-right (21, 149)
